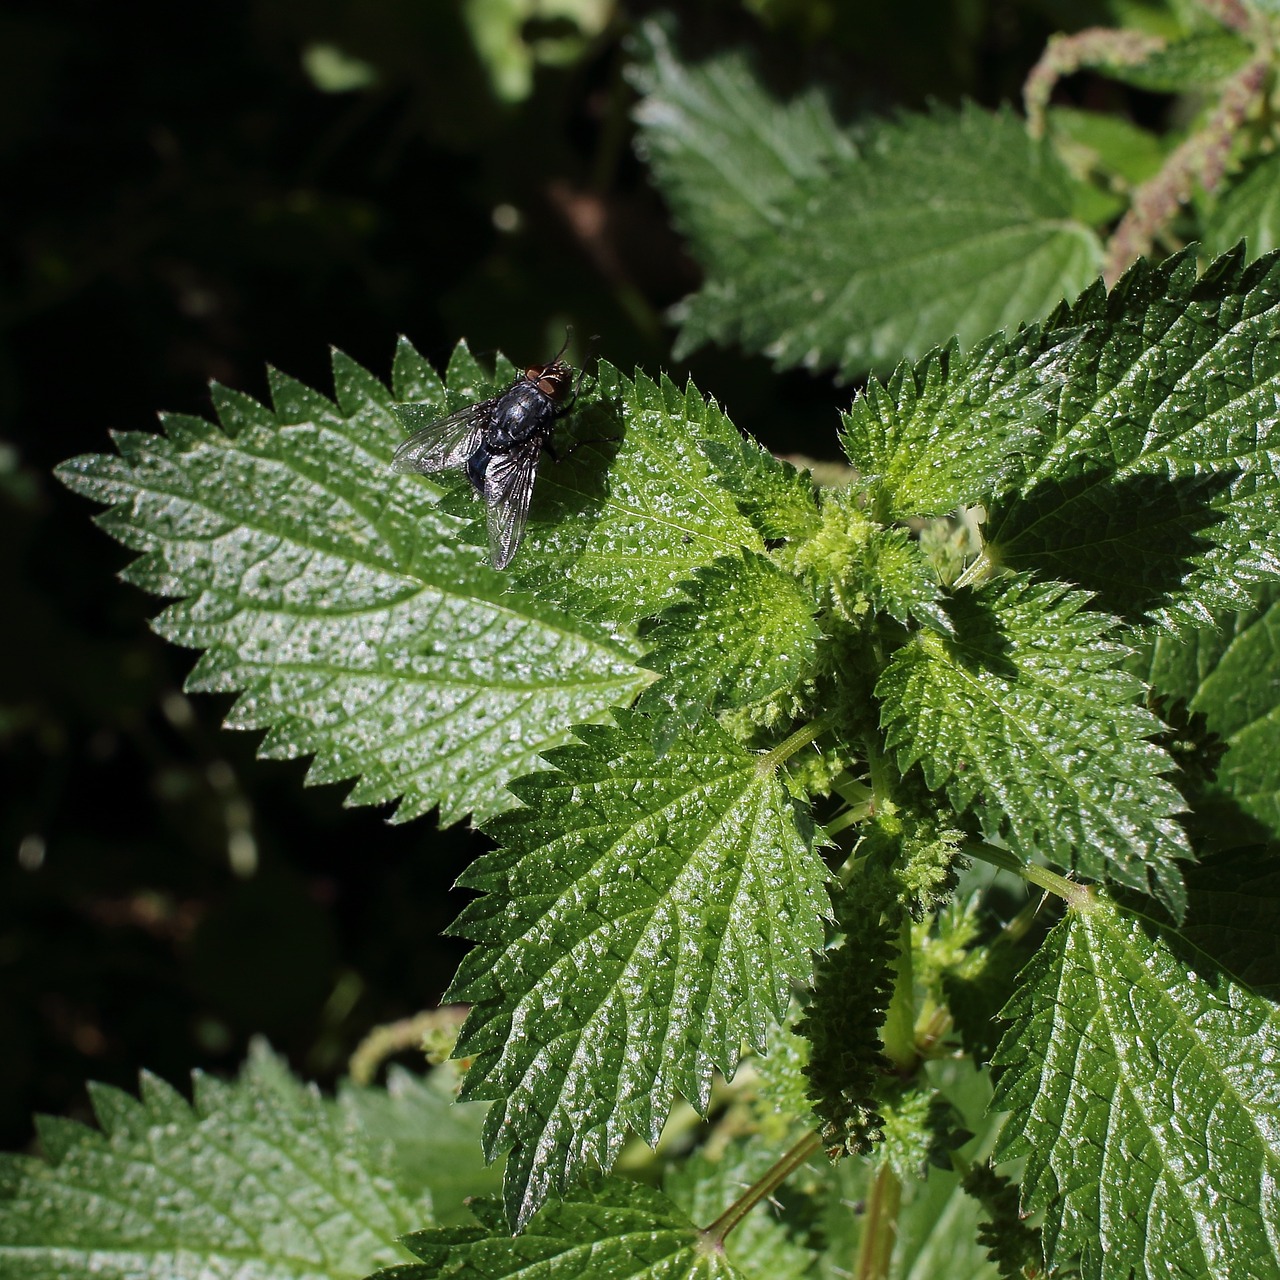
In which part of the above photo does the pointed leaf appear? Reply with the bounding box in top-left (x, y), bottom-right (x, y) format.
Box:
top-left (703, 431), bottom-right (822, 544)
top-left (1146, 587), bottom-right (1280, 840)
top-left (375, 1182), bottom-right (744, 1279)
top-left (447, 710), bottom-right (828, 1227)
top-left (508, 362), bottom-right (764, 624)
top-left (839, 334), bottom-right (1078, 521)
top-left (57, 342), bottom-right (648, 826)
top-left (0, 1045), bottom-right (426, 1280)
top-left (638, 549), bottom-right (820, 748)
top-left (630, 21), bottom-right (1101, 377)
top-left (991, 894), bottom-right (1280, 1280)
top-left (987, 248), bottom-right (1280, 632)
top-left (877, 578), bottom-right (1190, 915)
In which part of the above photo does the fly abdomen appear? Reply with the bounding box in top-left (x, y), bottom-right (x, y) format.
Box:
top-left (465, 444), bottom-right (491, 496)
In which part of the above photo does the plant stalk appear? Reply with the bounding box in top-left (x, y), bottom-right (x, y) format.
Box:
top-left (757, 715), bottom-right (833, 774)
top-left (700, 1131), bottom-right (821, 1249)
top-left (880, 916), bottom-right (918, 1073)
top-left (967, 841), bottom-right (1094, 911)
top-left (855, 1161), bottom-right (902, 1280)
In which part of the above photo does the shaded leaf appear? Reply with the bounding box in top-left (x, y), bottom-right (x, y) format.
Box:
top-left (339, 1063), bottom-right (501, 1225)
top-left (1203, 153), bottom-right (1280, 260)
top-left (987, 248), bottom-right (1280, 633)
top-left (630, 20), bottom-right (1101, 377)
top-left (0, 1044), bottom-right (425, 1280)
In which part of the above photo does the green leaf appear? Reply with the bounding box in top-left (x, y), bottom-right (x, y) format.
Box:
top-left (339, 1063), bottom-right (502, 1224)
top-left (447, 710), bottom-right (829, 1227)
top-left (372, 1181), bottom-right (743, 1280)
top-left (509, 361), bottom-right (765, 624)
top-left (838, 335), bottom-right (1077, 523)
top-left (703, 431), bottom-right (822, 544)
top-left (1101, 29), bottom-right (1252, 93)
top-left (56, 342), bottom-right (649, 826)
top-left (638, 549), bottom-right (820, 748)
top-left (986, 248), bottom-right (1280, 633)
top-left (1142, 585), bottom-right (1280, 840)
top-left (1046, 106), bottom-right (1168, 188)
top-left (877, 577), bottom-right (1191, 916)
top-left (630, 21), bottom-right (1102, 377)
top-left (0, 1043), bottom-right (425, 1280)
top-left (1178, 847), bottom-right (1280, 1002)
top-left (991, 894), bottom-right (1280, 1280)
top-left (1204, 154), bottom-right (1280, 261)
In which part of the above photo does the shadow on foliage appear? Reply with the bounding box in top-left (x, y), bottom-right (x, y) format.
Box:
top-left (992, 469), bottom-right (1234, 624)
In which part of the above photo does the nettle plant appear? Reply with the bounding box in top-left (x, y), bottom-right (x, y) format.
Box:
top-left (9, 13), bottom-right (1280, 1280)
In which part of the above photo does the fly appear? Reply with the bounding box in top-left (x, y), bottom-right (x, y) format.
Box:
top-left (391, 337), bottom-right (581, 570)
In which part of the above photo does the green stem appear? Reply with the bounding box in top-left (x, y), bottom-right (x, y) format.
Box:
top-left (953, 547), bottom-right (993, 590)
top-left (823, 802), bottom-right (873, 839)
top-left (863, 737), bottom-right (893, 811)
top-left (880, 916), bottom-right (918, 1073)
top-left (757, 715), bottom-right (833, 775)
top-left (854, 1161), bottom-right (902, 1280)
top-left (967, 841), bottom-right (1094, 911)
top-left (700, 1131), bottom-right (821, 1249)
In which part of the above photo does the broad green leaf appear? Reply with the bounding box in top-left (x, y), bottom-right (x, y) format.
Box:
top-left (1142, 585), bottom-right (1280, 840)
top-left (339, 1063), bottom-right (501, 1224)
top-left (839, 334), bottom-right (1077, 522)
top-left (509, 361), bottom-right (765, 624)
top-left (1204, 154), bottom-right (1280, 260)
top-left (630, 21), bottom-right (1102, 377)
top-left (447, 710), bottom-right (829, 1227)
top-left (877, 577), bottom-right (1191, 916)
top-left (987, 248), bottom-right (1280, 633)
top-left (628, 18), bottom-right (855, 275)
top-left (56, 341), bottom-right (648, 826)
top-left (638, 549), bottom-right (820, 748)
top-left (991, 894), bottom-right (1280, 1280)
top-left (0, 1043), bottom-right (425, 1280)
top-left (371, 1181), bottom-right (743, 1279)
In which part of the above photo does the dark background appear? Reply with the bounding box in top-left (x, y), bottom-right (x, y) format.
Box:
top-left (1, 0), bottom-right (1108, 1146)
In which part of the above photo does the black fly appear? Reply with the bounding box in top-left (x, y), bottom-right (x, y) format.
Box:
top-left (391, 338), bottom-right (580, 570)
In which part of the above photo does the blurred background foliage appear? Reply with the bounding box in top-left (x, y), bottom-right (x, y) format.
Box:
top-left (1, 0), bottom-right (1182, 1147)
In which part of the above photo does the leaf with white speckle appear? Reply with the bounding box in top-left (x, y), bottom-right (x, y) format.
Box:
top-left (992, 893), bottom-right (1280, 1279)
top-left (447, 709), bottom-right (829, 1228)
top-left (57, 341), bottom-right (650, 826)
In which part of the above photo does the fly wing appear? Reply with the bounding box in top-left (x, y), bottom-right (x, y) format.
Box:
top-left (391, 399), bottom-right (495, 474)
top-left (483, 439), bottom-right (543, 569)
